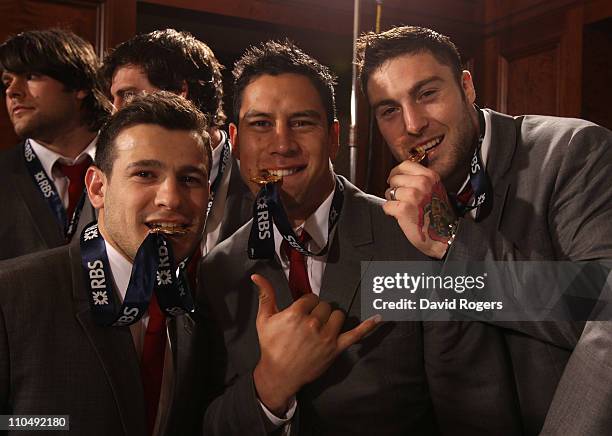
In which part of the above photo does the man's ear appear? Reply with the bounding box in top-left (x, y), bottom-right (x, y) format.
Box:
top-left (461, 70), bottom-right (476, 105)
top-left (85, 166), bottom-right (107, 210)
top-left (179, 80), bottom-right (189, 99)
top-left (75, 89), bottom-right (89, 101)
top-left (229, 123), bottom-right (240, 160)
top-left (329, 120), bottom-right (340, 161)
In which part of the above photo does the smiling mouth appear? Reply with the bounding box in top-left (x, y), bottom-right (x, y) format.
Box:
top-left (409, 136), bottom-right (443, 162)
top-left (146, 222), bottom-right (190, 235)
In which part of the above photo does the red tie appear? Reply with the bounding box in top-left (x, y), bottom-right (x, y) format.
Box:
top-left (141, 293), bottom-right (166, 436)
top-left (282, 231), bottom-right (313, 301)
top-left (457, 183), bottom-right (474, 205)
top-left (56, 156), bottom-right (92, 221)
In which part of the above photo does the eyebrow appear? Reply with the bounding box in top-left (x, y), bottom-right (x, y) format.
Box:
top-left (242, 109), bottom-right (322, 120)
top-left (127, 160), bottom-right (208, 177)
top-left (112, 86), bottom-right (138, 97)
top-left (127, 159), bottom-right (164, 169)
top-left (372, 75), bottom-right (444, 111)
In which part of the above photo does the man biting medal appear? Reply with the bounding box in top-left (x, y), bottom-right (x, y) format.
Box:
top-left (0, 91), bottom-right (211, 436)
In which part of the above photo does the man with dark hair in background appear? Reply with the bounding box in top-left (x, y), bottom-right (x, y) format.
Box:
top-left (357, 25), bottom-right (612, 435)
top-left (0, 28), bottom-right (111, 260)
top-left (0, 92), bottom-right (211, 435)
top-left (102, 29), bottom-right (251, 256)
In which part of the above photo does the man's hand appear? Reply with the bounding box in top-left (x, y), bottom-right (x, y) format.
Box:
top-left (383, 160), bottom-right (457, 259)
top-left (251, 274), bottom-right (380, 416)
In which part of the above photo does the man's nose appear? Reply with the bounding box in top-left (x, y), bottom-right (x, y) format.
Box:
top-left (402, 104), bottom-right (428, 136)
top-left (155, 177), bottom-right (182, 210)
top-left (271, 123), bottom-right (298, 155)
top-left (5, 77), bottom-right (24, 99)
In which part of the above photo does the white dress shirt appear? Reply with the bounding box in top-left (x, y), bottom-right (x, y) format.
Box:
top-left (29, 138), bottom-right (96, 209)
top-left (202, 131), bottom-right (232, 255)
top-left (105, 241), bottom-right (173, 436)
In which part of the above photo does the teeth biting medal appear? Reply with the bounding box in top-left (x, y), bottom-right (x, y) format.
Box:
top-left (250, 170), bottom-right (282, 186)
top-left (408, 145), bottom-right (426, 163)
top-left (148, 224), bottom-right (189, 235)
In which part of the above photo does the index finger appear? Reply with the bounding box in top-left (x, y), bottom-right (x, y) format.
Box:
top-left (336, 315), bottom-right (382, 352)
top-left (388, 160), bottom-right (437, 182)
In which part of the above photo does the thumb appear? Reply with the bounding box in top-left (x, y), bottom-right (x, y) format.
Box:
top-left (252, 274), bottom-right (279, 322)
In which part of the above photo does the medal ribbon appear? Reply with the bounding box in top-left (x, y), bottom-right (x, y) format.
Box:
top-left (23, 140), bottom-right (86, 240)
top-left (80, 221), bottom-right (195, 327)
top-left (248, 175), bottom-right (344, 260)
top-left (206, 131), bottom-right (231, 216)
top-left (449, 107), bottom-right (493, 221)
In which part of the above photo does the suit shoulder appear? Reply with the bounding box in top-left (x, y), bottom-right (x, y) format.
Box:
top-left (0, 245), bottom-right (70, 276)
top-left (202, 220), bottom-right (251, 269)
top-left (516, 114), bottom-right (612, 149)
top-left (0, 245), bottom-right (72, 303)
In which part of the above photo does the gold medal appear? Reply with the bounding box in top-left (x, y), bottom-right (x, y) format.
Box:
top-left (148, 225), bottom-right (189, 235)
top-left (408, 146), bottom-right (426, 163)
top-left (250, 172), bottom-right (282, 186)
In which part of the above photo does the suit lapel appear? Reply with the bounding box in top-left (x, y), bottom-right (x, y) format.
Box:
top-left (70, 242), bottom-right (146, 436)
top-left (10, 143), bottom-right (64, 246)
top-left (216, 157), bottom-right (253, 242)
top-left (320, 179), bottom-right (374, 314)
top-left (256, 256), bottom-right (294, 311)
top-left (462, 110), bottom-right (518, 259)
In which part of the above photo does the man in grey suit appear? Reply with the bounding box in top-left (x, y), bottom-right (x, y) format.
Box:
top-left (0, 29), bottom-right (111, 260)
top-left (0, 93), bottom-right (211, 435)
top-left (357, 25), bottom-right (612, 434)
top-left (198, 40), bottom-right (530, 436)
top-left (102, 29), bottom-right (252, 255)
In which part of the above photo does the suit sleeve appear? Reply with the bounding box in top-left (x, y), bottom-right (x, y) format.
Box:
top-left (197, 267), bottom-right (271, 436)
top-left (446, 125), bottom-right (612, 347)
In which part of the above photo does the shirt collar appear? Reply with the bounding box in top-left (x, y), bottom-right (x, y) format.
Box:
top-left (104, 239), bottom-right (132, 302)
top-left (481, 109), bottom-right (492, 166)
top-left (458, 108), bottom-right (491, 193)
top-left (273, 185), bottom-right (335, 258)
top-left (209, 130), bottom-right (228, 183)
top-left (29, 137), bottom-right (97, 177)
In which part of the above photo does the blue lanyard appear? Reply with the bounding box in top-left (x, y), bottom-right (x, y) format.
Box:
top-left (80, 221), bottom-right (195, 327)
top-left (450, 107), bottom-right (493, 222)
top-left (206, 131), bottom-right (232, 216)
top-left (248, 175), bottom-right (344, 259)
top-left (23, 140), bottom-right (86, 239)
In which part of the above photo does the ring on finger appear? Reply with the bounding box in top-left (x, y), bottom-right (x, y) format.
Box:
top-left (389, 186), bottom-right (398, 201)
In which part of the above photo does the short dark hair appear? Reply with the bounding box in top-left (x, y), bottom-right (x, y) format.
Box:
top-left (0, 28), bottom-right (111, 131)
top-left (232, 39), bottom-right (337, 127)
top-left (356, 26), bottom-right (463, 94)
top-left (95, 91), bottom-right (211, 178)
top-left (102, 29), bottom-right (226, 127)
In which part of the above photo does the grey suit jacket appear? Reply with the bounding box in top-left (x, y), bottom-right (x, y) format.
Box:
top-left (0, 143), bottom-right (95, 261)
top-left (0, 240), bottom-right (202, 436)
top-left (198, 177), bottom-right (527, 436)
top-left (210, 155), bottom-right (253, 245)
top-left (447, 110), bottom-right (612, 434)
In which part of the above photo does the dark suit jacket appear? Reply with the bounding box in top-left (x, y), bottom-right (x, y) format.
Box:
top-left (0, 240), bottom-right (202, 436)
top-left (0, 143), bottom-right (95, 261)
top-left (209, 155), bottom-right (253, 245)
top-left (197, 177), bottom-right (525, 436)
top-left (447, 110), bottom-right (612, 434)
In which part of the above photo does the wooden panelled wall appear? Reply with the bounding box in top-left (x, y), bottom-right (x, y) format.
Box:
top-left (0, 0), bottom-right (135, 148)
top-left (0, 0), bottom-right (610, 196)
